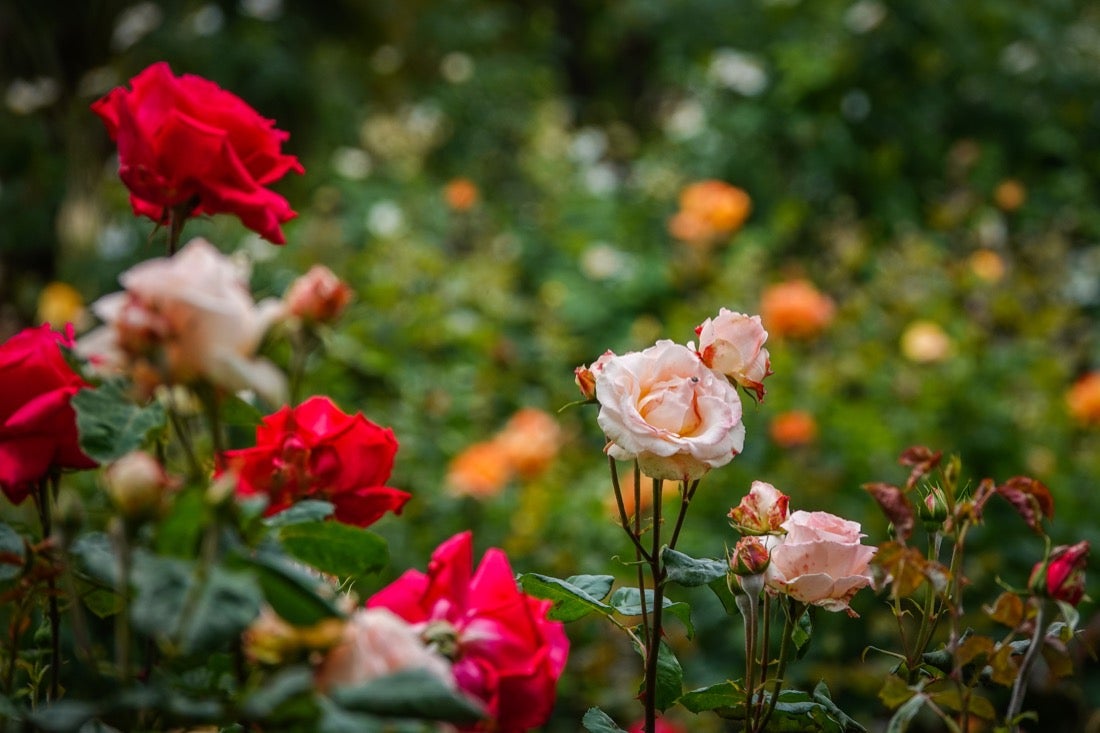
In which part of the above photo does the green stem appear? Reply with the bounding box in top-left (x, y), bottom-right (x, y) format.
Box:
top-left (759, 600), bottom-right (802, 731)
top-left (736, 590), bottom-right (758, 733)
top-left (35, 478), bottom-right (61, 701)
top-left (1005, 602), bottom-right (1046, 731)
top-left (643, 477), bottom-right (665, 733)
top-left (201, 386), bottom-right (226, 471)
top-left (168, 405), bottom-right (202, 482)
top-left (111, 519), bottom-right (132, 682)
top-left (754, 593), bottom-right (774, 730)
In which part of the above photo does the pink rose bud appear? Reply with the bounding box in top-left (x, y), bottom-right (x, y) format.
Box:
top-left (104, 451), bottom-right (176, 519)
top-left (1030, 540), bottom-right (1089, 607)
top-left (728, 481), bottom-right (790, 535)
top-left (695, 309), bottom-right (771, 401)
top-left (285, 265), bottom-right (354, 323)
top-left (729, 535), bottom-right (771, 576)
top-left (574, 350), bottom-right (615, 401)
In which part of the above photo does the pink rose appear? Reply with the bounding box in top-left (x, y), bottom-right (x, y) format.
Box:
top-left (285, 265), bottom-right (354, 323)
top-left (728, 481), bottom-right (789, 535)
top-left (315, 608), bottom-right (455, 693)
top-left (92, 62), bottom-right (303, 243)
top-left (77, 238), bottom-right (286, 403)
top-left (367, 532), bottom-right (569, 733)
top-left (695, 309), bottom-right (771, 401)
top-left (764, 510), bottom-right (876, 616)
top-left (595, 340), bottom-right (744, 482)
top-left (0, 324), bottom-right (97, 503)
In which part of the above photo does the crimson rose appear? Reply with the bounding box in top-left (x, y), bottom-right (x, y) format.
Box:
top-left (0, 324), bottom-right (97, 503)
top-left (92, 62), bottom-right (303, 243)
top-left (223, 396), bottom-right (409, 526)
top-left (367, 531), bottom-right (569, 733)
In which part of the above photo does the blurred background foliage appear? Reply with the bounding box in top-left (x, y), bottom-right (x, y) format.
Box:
top-left (3, 0), bottom-right (1100, 729)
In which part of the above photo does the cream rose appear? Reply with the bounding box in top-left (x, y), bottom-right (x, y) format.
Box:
top-left (595, 340), bottom-right (745, 481)
top-left (314, 608), bottom-right (455, 693)
top-left (695, 309), bottom-right (771, 401)
top-left (764, 510), bottom-right (876, 616)
top-left (78, 238), bottom-right (286, 404)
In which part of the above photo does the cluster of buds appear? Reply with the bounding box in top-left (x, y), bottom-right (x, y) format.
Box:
top-left (727, 481), bottom-right (789, 583)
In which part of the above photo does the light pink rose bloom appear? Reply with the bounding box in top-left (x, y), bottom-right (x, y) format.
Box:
top-left (285, 264), bottom-right (354, 323)
top-left (78, 238), bottom-right (286, 403)
top-left (728, 480), bottom-right (789, 535)
top-left (595, 340), bottom-right (745, 482)
top-left (695, 309), bottom-right (771, 401)
top-left (764, 510), bottom-right (876, 616)
top-left (315, 608), bottom-right (455, 693)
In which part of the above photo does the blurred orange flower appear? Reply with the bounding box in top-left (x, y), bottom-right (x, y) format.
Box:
top-left (1067, 372), bottom-right (1100, 427)
top-left (668, 179), bottom-right (751, 244)
top-left (759, 280), bottom-right (835, 339)
top-left (993, 178), bottom-right (1026, 212)
top-left (444, 177), bottom-right (479, 212)
top-left (769, 410), bottom-right (818, 447)
top-left (445, 440), bottom-right (513, 499)
top-left (969, 248), bottom-right (1006, 283)
top-left (495, 408), bottom-right (562, 479)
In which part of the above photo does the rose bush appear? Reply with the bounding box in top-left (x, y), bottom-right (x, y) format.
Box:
top-left (595, 340), bottom-right (744, 481)
top-left (223, 395), bottom-right (410, 527)
top-left (92, 61), bottom-right (303, 243)
top-left (764, 510), bottom-right (876, 616)
top-left (367, 531), bottom-right (569, 733)
top-left (77, 237), bottom-right (286, 403)
top-left (0, 324), bottom-right (97, 503)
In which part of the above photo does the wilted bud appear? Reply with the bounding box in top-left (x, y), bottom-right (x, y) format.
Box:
top-left (104, 451), bottom-right (175, 519)
top-left (285, 265), bottom-right (354, 323)
top-left (728, 481), bottom-right (789, 535)
top-left (729, 536), bottom-right (771, 577)
top-left (1030, 541), bottom-right (1090, 607)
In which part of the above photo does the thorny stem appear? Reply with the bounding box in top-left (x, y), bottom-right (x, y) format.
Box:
top-left (1006, 602), bottom-right (1046, 732)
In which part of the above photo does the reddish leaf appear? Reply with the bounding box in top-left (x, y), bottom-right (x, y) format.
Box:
top-left (864, 483), bottom-right (915, 543)
top-left (898, 446), bottom-right (942, 490)
top-left (995, 476), bottom-right (1054, 534)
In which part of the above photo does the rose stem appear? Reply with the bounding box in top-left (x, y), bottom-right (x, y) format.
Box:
top-left (1005, 601), bottom-right (1046, 731)
top-left (35, 476), bottom-right (61, 700)
top-left (643, 476), bottom-right (665, 733)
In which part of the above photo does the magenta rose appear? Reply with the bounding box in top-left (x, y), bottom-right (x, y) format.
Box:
top-left (92, 62), bottom-right (304, 243)
top-left (222, 396), bottom-right (410, 527)
top-left (0, 324), bottom-right (97, 503)
top-left (367, 531), bottom-right (570, 733)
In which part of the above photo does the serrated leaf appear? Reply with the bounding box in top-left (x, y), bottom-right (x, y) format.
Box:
top-left (72, 381), bottom-right (166, 463)
top-left (653, 639), bottom-right (683, 712)
top-left (263, 500), bottom-right (335, 528)
top-left (566, 574), bottom-right (615, 601)
top-left (662, 547), bottom-right (728, 587)
top-left (609, 587), bottom-right (694, 637)
top-left (518, 573), bottom-right (614, 622)
top-left (279, 521), bottom-right (388, 578)
top-left (331, 668), bottom-right (486, 723)
top-left (230, 549), bottom-right (344, 626)
top-left (581, 707), bottom-right (627, 732)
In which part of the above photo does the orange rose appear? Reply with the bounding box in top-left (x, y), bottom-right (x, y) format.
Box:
top-left (668, 180), bottom-right (751, 243)
top-left (1067, 372), bottom-right (1100, 426)
top-left (759, 280), bottom-right (835, 339)
top-left (769, 410), bottom-right (818, 448)
top-left (444, 177), bottom-right (479, 212)
top-left (495, 408), bottom-right (562, 479)
top-left (445, 440), bottom-right (513, 499)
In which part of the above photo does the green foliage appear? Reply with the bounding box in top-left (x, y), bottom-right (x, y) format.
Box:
top-left (518, 573), bottom-right (616, 622)
top-left (582, 706), bottom-right (628, 732)
top-left (278, 521), bottom-right (389, 579)
top-left (72, 381), bottom-right (166, 463)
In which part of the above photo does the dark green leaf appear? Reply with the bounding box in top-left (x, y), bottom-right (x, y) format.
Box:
top-left (220, 394), bottom-right (264, 428)
top-left (70, 532), bottom-right (119, 587)
top-left (130, 554), bottom-right (192, 641)
top-left (518, 573), bottom-right (614, 622)
top-left (316, 698), bottom-right (385, 733)
top-left (793, 606), bottom-right (813, 659)
top-left (263, 500), bottom-right (335, 528)
top-left (678, 681), bottom-right (746, 715)
top-left (240, 667), bottom-right (316, 719)
top-left (708, 576), bottom-right (738, 617)
top-left (653, 639), bottom-right (683, 712)
top-left (0, 522), bottom-right (25, 583)
top-left (279, 521), bottom-right (388, 578)
top-left (566, 574), bottom-right (615, 601)
top-left (154, 487), bottom-right (207, 557)
top-left (609, 588), bottom-right (694, 638)
top-left (230, 549), bottom-right (344, 626)
top-left (27, 700), bottom-right (98, 732)
top-left (813, 681), bottom-right (867, 732)
top-left (331, 668), bottom-right (486, 723)
top-left (581, 707), bottom-right (627, 732)
top-left (179, 566), bottom-right (263, 654)
top-left (72, 381), bottom-right (166, 463)
top-left (662, 547), bottom-right (728, 587)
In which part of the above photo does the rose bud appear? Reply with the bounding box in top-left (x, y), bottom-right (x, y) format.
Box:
top-left (1030, 540), bottom-right (1090, 607)
top-left (104, 451), bottom-right (177, 520)
top-left (574, 350), bottom-right (615, 402)
top-left (729, 535), bottom-right (771, 577)
top-left (285, 265), bottom-right (354, 323)
top-left (728, 481), bottom-right (790, 535)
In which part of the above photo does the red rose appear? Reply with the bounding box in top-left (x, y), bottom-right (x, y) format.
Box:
top-left (0, 324), bottom-right (97, 503)
top-left (367, 532), bottom-right (569, 733)
top-left (92, 62), bottom-right (304, 244)
top-left (1031, 540), bottom-right (1090, 607)
top-left (223, 396), bottom-right (409, 526)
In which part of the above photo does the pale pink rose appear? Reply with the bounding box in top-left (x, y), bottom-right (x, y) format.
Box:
top-left (285, 264), bottom-right (354, 323)
top-left (78, 238), bottom-right (286, 403)
top-left (315, 608), bottom-right (455, 693)
top-left (764, 510), bottom-right (876, 616)
top-left (728, 480), bottom-right (789, 535)
top-left (695, 309), bottom-right (771, 401)
top-left (595, 340), bottom-right (745, 481)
